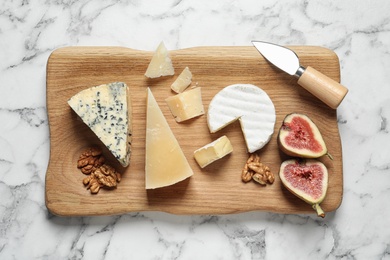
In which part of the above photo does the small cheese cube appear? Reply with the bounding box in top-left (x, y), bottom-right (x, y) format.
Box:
top-left (171, 67), bottom-right (192, 93)
top-left (145, 41), bottom-right (175, 78)
top-left (165, 87), bottom-right (204, 122)
top-left (194, 135), bottom-right (233, 168)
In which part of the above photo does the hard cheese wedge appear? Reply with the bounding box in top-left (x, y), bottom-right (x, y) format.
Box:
top-left (68, 82), bottom-right (132, 167)
top-left (207, 84), bottom-right (276, 153)
top-left (171, 66), bottom-right (192, 93)
top-left (165, 87), bottom-right (204, 123)
top-left (145, 88), bottom-right (193, 189)
top-left (144, 41), bottom-right (175, 78)
top-left (194, 135), bottom-right (233, 168)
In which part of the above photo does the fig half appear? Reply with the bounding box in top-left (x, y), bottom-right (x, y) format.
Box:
top-left (279, 159), bottom-right (328, 217)
top-left (278, 113), bottom-right (331, 159)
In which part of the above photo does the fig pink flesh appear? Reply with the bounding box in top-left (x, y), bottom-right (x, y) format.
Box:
top-left (283, 163), bottom-right (324, 200)
top-left (283, 116), bottom-right (322, 153)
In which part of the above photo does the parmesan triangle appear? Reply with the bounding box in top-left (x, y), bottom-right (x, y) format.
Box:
top-left (144, 41), bottom-right (175, 78)
top-left (145, 88), bottom-right (193, 189)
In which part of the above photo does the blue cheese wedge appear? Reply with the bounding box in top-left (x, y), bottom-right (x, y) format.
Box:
top-left (207, 84), bottom-right (276, 153)
top-left (68, 82), bottom-right (132, 167)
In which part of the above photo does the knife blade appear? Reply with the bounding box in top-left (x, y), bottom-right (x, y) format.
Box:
top-left (252, 41), bottom-right (348, 109)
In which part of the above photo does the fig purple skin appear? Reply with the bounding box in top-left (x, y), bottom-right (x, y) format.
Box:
top-left (278, 113), bottom-right (331, 159)
top-left (279, 159), bottom-right (328, 218)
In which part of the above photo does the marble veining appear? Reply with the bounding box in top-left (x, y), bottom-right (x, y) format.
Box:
top-left (1, 0), bottom-right (390, 259)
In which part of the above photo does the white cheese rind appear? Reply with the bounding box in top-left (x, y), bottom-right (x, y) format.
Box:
top-left (171, 67), bottom-right (192, 93)
top-left (145, 41), bottom-right (175, 78)
top-left (193, 135), bottom-right (233, 168)
top-left (145, 88), bottom-right (193, 189)
top-left (207, 84), bottom-right (276, 153)
top-left (68, 82), bottom-right (132, 167)
top-left (165, 87), bottom-right (204, 122)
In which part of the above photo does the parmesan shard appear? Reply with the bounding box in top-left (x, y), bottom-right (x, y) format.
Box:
top-left (145, 41), bottom-right (175, 78)
top-left (207, 84), bottom-right (276, 153)
top-left (170, 66), bottom-right (192, 93)
top-left (145, 88), bottom-right (193, 189)
top-left (68, 82), bottom-right (132, 167)
top-left (165, 87), bottom-right (204, 122)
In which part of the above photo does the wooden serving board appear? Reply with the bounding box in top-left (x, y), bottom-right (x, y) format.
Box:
top-left (45, 46), bottom-right (343, 216)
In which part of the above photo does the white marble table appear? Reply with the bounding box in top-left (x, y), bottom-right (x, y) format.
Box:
top-left (1, 0), bottom-right (389, 259)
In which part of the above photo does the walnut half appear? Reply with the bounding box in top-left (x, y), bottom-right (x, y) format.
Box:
top-left (77, 146), bottom-right (105, 174)
top-left (241, 154), bottom-right (259, 182)
top-left (83, 175), bottom-right (103, 194)
top-left (82, 163), bottom-right (121, 194)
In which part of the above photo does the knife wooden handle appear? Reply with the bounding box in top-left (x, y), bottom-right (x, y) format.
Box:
top-left (297, 66), bottom-right (348, 109)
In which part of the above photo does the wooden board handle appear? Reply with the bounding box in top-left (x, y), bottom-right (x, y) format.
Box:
top-left (297, 66), bottom-right (348, 109)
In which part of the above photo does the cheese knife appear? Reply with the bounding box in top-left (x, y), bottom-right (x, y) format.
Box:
top-left (252, 41), bottom-right (348, 109)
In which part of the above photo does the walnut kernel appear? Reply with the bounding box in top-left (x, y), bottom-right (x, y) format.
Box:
top-left (77, 146), bottom-right (105, 174)
top-left (77, 147), bottom-right (121, 194)
top-left (241, 164), bottom-right (253, 183)
top-left (241, 153), bottom-right (274, 186)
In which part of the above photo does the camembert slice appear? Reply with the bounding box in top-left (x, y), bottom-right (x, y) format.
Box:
top-left (207, 84), bottom-right (276, 153)
top-left (145, 88), bottom-right (193, 189)
top-left (165, 87), bottom-right (204, 123)
top-left (144, 41), bottom-right (175, 78)
top-left (68, 82), bottom-right (132, 167)
top-left (194, 135), bottom-right (233, 168)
